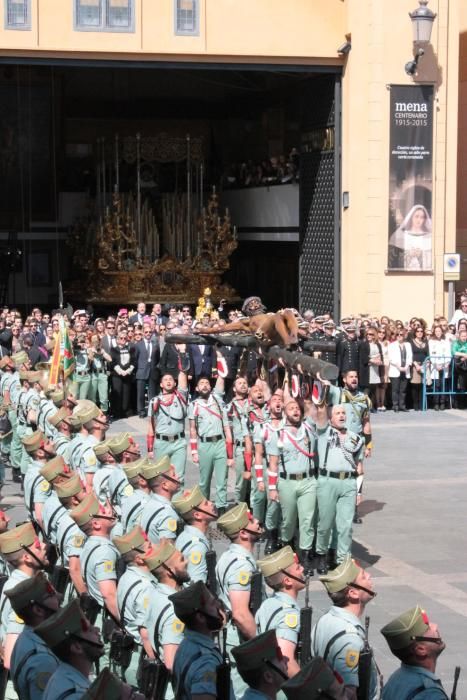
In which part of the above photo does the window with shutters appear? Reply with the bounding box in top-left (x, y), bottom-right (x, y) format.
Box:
top-left (5, 0), bottom-right (30, 30)
top-left (74, 0), bottom-right (134, 32)
top-left (175, 0), bottom-right (199, 36)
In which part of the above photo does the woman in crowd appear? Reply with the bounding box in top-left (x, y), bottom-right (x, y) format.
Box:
top-left (110, 329), bottom-right (136, 419)
top-left (359, 326), bottom-right (383, 408)
top-left (409, 326), bottom-right (429, 410)
top-left (451, 327), bottom-right (467, 409)
top-left (429, 324), bottom-right (452, 410)
top-left (376, 326), bottom-right (391, 411)
top-left (388, 328), bottom-right (413, 412)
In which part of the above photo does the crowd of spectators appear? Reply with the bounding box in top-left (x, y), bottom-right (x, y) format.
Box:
top-left (222, 148), bottom-right (300, 189)
top-left (1, 295), bottom-right (467, 420)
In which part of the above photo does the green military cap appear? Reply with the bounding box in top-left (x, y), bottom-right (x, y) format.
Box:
top-left (141, 455), bottom-right (171, 481)
top-left (22, 430), bottom-right (45, 454)
top-left (81, 667), bottom-right (125, 700)
top-left (108, 432), bottom-right (132, 456)
top-left (69, 491), bottom-right (100, 527)
top-left (0, 356), bottom-right (13, 369)
top-left (66, 381), bottom-right (79, 399)
top-left (74, 402), bottom-right (100, 424)
top-left (112, 526), bottom-right (147, 555)
top-left (4, 571), bottom-right (57, 615)
top-left (122, 457), bottom-right (147, 481)
top-left (0, 522), bottom-right (36, 554)
top-left (73, 399), bottom-right (97, 413)
top-left (257, 545), bottom-right (296, 579)
top-left (12, 351), bottom-right (29, 368)
top-left (27, 370), bottom-right (43, 384)
top-left (54, 472), bottom-right (83, 500)
top-left (319, 556), bottom-right (361, 594)
top-left (35, 598), bottom-right (88, 650)
top-left (380, 606), bottom-right (430, 651)
top-left (231, 630), bottom-right (281, 673)
top-left (282, 657), bottom-right (338, 700)
top-left (19, 369), bottom-right (30, 381)
top-left (143, 540), bottom-right (176, 573)
top-left (67, 414), bottom-right (83, 430)
top-left (47, 388), bottom-right (65, 404)
top-left (35, 362), bottom-right (51, 372)
top-left (217, 502), bottom-right (250, 537)
top-left (172, 484), bottom-right (205, 517)
top-left (169, 581), bottom-right (212, 619)
top-left (47, 407), bottom-right (70, 428)
top-left (93, 439), bottom-right (113, 458)
top-left (39, 455), bottom-right (71, 482)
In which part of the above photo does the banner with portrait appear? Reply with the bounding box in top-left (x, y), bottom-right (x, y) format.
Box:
top-left (388, 84), bottom-right (434, 271)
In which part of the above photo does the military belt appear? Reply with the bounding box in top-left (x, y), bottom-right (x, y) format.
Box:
top-left (156, 432), bottom-right (185, 442)
top-left (76, 370), bottom-right (89, 377)
top-left (235, 439), bottom-right (246, 447)
top-left (319, 468), bottom-right (357, 480)
top-left (279, 471), bottom-right (312, 481)
top-left (199, 435), bottom-right (223, 443)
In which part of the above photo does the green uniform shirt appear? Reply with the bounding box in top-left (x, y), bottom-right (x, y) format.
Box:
top-left (117, 566), bottom-right (156, 643)
top-left (80, 534), bottom-right (119, 607)
top-left (145, 581), bottom-right (185, 659)
top-left (317, 425), bottom-right (364, 473)
top-left (188, 390), bottom-right (229, 438)
top-left (0, 569), bottom-right (30, 642)
top-left (77, 434), bottom-right (99, 478)
top-left (216, 543), bottom-right (259, 611)
top-left (328, 386), bottom-right (370, 435)
top-left (56, 513), bottom-right (86, 565)
top-left (256, 590), bottom-right (300, 644)
top-left (140, 493), bottom-right (181, 543)
top-left (149, 389), bottom-right (189, 436)
top-left (175, 525), bottom-right (210, 583)
top-left (227, 398), bottom-right (250, 442)
top-left (268, 419), bottom-right (316, 475)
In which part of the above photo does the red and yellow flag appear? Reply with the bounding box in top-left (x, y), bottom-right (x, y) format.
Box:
top-left (48, 316), bottom-right (75, 386)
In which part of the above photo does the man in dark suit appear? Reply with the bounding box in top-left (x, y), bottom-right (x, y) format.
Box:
top-left (151, 303), bottom-right (168, 327)
top-left (101, 319), bottom-right (118, 355)
top-left (129, 302), bottom-right (147, 326)
top-left (218, 345), bottom-right (241, 401)
top-left (188, 342), bottom-right (216, 391)
top-left (134, 324), bottom-right (160, 418)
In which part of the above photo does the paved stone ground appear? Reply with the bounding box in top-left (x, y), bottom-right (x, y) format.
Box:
top-left (3, 407), bottom-right (466, 694)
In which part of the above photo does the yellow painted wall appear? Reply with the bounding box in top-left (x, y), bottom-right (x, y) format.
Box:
top-left (341, 0), bottom-right (459, 322)
top-left (457, 2), bottom-right (467, 286)
top-left (0, 0), bottom-right (345, 61)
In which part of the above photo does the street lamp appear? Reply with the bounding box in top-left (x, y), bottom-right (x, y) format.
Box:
top-left (405, 0), bottom-right (437, 76)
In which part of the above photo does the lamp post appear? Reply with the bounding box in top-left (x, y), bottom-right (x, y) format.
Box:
top-left (405, 0), bottom-right (437, 76)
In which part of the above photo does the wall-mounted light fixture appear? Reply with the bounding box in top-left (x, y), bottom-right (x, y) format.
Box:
top-left (405, 0), bottom-right (437, 76)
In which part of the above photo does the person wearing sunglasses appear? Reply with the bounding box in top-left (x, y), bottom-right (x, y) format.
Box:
top-left (388, 329), bottom-right (413, 412)
top-left (381, 606), bottom-right (446, 700)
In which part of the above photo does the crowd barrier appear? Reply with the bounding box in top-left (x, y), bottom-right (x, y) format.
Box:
top-left (421, 355), bottom-right (467, 411)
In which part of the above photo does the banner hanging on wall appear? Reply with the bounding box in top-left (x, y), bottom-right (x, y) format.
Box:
top-left (388, 84), bottom-right (434, 272)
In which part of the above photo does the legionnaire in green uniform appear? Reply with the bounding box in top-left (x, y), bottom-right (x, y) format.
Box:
top-left (112, 526), bottom-right (157, 686)
top-left (73, 333), bottom-right (92, 400)
top-left (169, 580), bottom-right (235, 700)
top-left (40, 455), bottom-right (73, 545)
top-left (173, 484), bottom-right (217, 584)
top-left (70, 491), bottom-right (120, 667)
top-left (147, 367), bottom-right (190, 488)
top-left (226, 377), bottom-right (254, 504)
top-left (246, 384), bottom-right (271, 524)
top-left (72, 402), bottom-right (108, 490)
top-left (232, 629), bottom-right (289, 700)
top-left (281, 656), bottom-right (347, 699)
top-left (21, 430), bottom-right (53, 532)
top-left (92, 439), bottom-right (120, 505)
top-left (268, 398), bottom-right (317, 574)
top-left (328, 370), bottom-right (373, 524)
top-left (67, 413), bottom-right (87, 476)
top-left (253, 391), bottom-right (284, 555)
top-left (143, 540), bottom-right (189, 697)
top-left (89, 336), bottom-right (111, 415)
top-left (6, 572), bottom-right (61, 700)
top-left (53, 473), bottom-right (88, 597)
top-left (312, 557), bottom-right (378, 699)
top-left (0, 522), bottom-right (49, 682)
top-left (7, 351), bottom-right (31, 484)
top-left (314, 405), bottom-right (364, 574)
top-left (35, 599), bottom-right (105, 700)
top-left (120, 459), bottom-right (151, 533)
top-left (47, 405), bottom-right (73, 464)
top-left (37, 387), bottom-right (62, 441)
top-left (256, 545), bottom-right (305, 678)
top-left (139, 456), bottom-right (182, 543)
top-left (106, 433), bottom-right (140, 511)
top-left (215, 503), bottom-right (264, 699)
top-left (381, 606), bottom-right (448, 700)
top-left (188, 373), bottom-right (234, 515)
top-left (0, 356), bottom-right (16, 469)
top-left (17, 371), bottom-right (43, 477)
